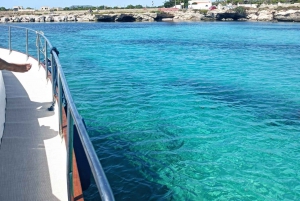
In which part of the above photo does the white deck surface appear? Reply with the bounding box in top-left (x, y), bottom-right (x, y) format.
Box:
top-left (0, 48), bottom-right (68, 201)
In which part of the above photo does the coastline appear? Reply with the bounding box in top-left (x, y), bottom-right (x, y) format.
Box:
top-left (0, 6), bottom-right (300, 23)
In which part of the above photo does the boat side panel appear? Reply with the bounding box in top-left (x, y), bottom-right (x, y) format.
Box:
top-left (0, 70), bottom-right (5, 144)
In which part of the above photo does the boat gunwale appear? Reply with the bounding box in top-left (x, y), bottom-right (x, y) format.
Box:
top-left (0, 25), bottom-right (115, 201)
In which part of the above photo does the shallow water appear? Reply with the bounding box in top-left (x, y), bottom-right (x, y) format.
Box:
top-left (1, 22), bottom-right (300, 200)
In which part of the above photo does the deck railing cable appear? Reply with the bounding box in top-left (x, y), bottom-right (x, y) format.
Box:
top-left (4, 25), bottom-right (115, 201)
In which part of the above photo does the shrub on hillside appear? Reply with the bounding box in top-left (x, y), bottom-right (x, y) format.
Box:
top-left (234, 6), bottom-right (247, 16)
top-left (193, 9), bottom-right (208, 15)
top-left (276, 6), bottom-right (300, 11)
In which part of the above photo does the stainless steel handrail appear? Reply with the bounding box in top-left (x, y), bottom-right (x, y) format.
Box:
top-left (2, 25), bottom-right (115, 201)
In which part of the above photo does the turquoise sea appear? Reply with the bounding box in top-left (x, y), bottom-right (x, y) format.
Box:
top-left (1, 22), bottom-right (300, 200)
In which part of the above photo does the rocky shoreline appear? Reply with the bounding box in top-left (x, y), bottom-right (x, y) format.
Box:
top-left (1, 6), bottom-right (300, 23)
top-left (204, 7), bottom-right (300, 22)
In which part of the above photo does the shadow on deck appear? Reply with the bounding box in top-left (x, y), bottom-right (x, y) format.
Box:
top-left (0, 70), bottom-right (62, 201)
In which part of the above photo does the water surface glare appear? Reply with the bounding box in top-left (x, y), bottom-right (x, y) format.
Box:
top-left (2, 22), bottom-right (300, 200)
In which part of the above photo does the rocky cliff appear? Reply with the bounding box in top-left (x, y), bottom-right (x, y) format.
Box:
top-left (1, 6), bottom-right (300, 23)
top-left (203, 4), bottom-right (300, 22)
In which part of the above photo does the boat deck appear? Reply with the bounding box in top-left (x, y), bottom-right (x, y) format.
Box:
top-left (0, 49), bottom-right (68, 201)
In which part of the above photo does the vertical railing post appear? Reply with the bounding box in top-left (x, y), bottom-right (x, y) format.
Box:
top-left (51, 53), bottom-right (55, 103)
top-left (8, 26), bottom-right (11, 54)
top-left (45, 40), bottom-right (48, 79)
top-left (67, 108), bottom-right (74, 201)
top-left (58, 75), bottom-right (63, 136)
top-left (26, 29), bottom-right (29, 60)
top-left (37, 34), bottom-right (40, 67)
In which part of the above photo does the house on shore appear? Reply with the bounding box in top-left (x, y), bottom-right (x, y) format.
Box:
top-left (188, 0), bottom-right (212, 10)
top-left (13, 6), bottom-right (23, 11)
top-left (13, 6), bottom-right (35, 12)
top-left (40, 6), bottom-right (51, 11)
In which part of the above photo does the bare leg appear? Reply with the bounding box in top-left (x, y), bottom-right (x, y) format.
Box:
top-left (0, 58), bottom-right (31, 73)
top-left (6, 63), bottom-right (32, 72)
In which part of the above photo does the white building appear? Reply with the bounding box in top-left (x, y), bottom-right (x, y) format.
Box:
top-left (12, 6), bottom-right (35, 12)
top-left (41, 6), bottom-right (50, 11)
top-left (13, 6), bottom-right (23, 11)
top-left (237, 3), bottom-right (258, 8)
top-left (188, 0), bottom-right (212, 10)
top-left (174, 5), bottom-right (182, 9)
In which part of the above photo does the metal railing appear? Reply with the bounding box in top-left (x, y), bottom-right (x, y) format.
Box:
top-left (4, 25), bottom-right (115, 201)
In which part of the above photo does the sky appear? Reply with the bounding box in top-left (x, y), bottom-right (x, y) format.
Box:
top-left (1, 0), bottom-right (166, 9)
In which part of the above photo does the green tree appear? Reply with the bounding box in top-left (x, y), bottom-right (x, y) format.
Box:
top-left (0, 7), bottom-right (7, 11)
top-left (234, 6), bottom-right (246, 16)
top-left (164, 0), bottom-right (189, 8)
top-left (135, 5), bottom-right (143, 8)
top-left (126, 4), bottom-right (135, 9)
top-left (164, 0), bottom-right (175, 8)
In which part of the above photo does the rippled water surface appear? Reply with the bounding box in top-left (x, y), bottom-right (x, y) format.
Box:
top-left (1, 22), bottom-right (300, 200)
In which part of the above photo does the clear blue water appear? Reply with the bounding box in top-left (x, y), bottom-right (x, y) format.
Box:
top-left (1, 22), bottom-right (300, 200)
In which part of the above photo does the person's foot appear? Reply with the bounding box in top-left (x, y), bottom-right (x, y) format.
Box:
top-left (9, 63), bottom-right (32, 72)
